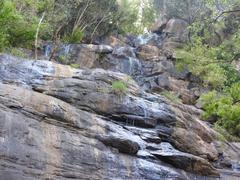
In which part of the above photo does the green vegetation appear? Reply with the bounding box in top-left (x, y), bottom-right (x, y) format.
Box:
top-left (199, 83), bottom-right (240, 137)
top-left (112, 80), bottom-right (128, 95)
top-left (119, 0), bottom-right (156, 34)
top-left (70, 63), bottom-right (80, 69)
top-left (214, 124), bottom-right (240, 142)
top-left (0, 0), bottom-right (39, 51)
top-left (173, 0), bottom-right (240, 138)
top-left (0, 0), bottom-right (157, 53)
top-left (176, 47), bottom-right (227, 89)
top-left (58, 55), bottom-right (70, 64)
top-left (63, 28), bottom-right (85, 44)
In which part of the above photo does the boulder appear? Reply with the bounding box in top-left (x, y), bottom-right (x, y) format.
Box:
top-left (150, 16), bottom-right (169, 34)
top-left (163, 18), bottom-right (189, 43)
top-left (136, 45), bottom-right (164, 61)
top-left (150, 143), bottom-right (219, 176)
top-left (97, 135), bottom-right (140, 154)
top-left (103, 35), bottom-right (129, 47)
top-left (44, 44), bottom-right (113, 68)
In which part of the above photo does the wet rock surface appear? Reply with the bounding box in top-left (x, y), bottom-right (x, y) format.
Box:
top-left (150, 143), bottom-right (219, 176)
top-left (0, 27), bottom-right (239, 179)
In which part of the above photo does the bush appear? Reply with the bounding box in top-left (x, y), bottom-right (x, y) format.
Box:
top-left (214, 124), bottom-right (240, 142)
top-left (176, 48), bottom-right (227, 89)
top-left (112, 80), bottom-right (128, 95)
top-left (221, 64), bottom-right (240, 87)
top-left (58, 54), bottom-right (70, 64)
top-left (63, 28), bottom-right (84, 44)
top-left (228, 82), bottom-right (240, 103)
top-left (200, 83), bottom-right (240, 137)
top-left (176, 25), bottom-right (240, 90)
top-left (0, 0), bottom-right (38, 51)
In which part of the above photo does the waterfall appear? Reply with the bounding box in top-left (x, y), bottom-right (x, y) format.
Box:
top-left (135, 33), bottom-right (156, 46)
top-left (44, 44), bottom-right (71, 58)
top-left (139, 99), bottom-right (148, 119)
top-left (134, 33), bottom-right (165, 47)
top-left (44, 44), bottom-right (52, 57)
top-left (128, 57), bottom-right (142, 76)
top-left (233, 162), bottom-right (240, 172)
top-left (63, 44), bottom-right (71, 55)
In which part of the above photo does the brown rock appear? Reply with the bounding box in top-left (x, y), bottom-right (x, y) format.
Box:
top-left (137, 45), bottom-right (163, 61)
top-left (163, 18), bottom-right (189, 43)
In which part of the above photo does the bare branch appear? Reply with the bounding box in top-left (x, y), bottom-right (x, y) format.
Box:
top-left (213, 9), bottom-right (240, 22)
top-left (35, 12), bottom-right (45, 60)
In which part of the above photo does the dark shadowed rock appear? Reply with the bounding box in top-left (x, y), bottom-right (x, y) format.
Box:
top-left (150, 16), bottom-right (169, 34)
top-left (97, 135), bottom-right (140, 154)
top-left (151, 143), bottom-right (219, 177)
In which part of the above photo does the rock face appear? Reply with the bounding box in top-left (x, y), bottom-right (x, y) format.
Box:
top-left (44, 44), bottom-right (113, 67)
top-left (150, 18), bottom-right (189, 49)
top-left (0, 52), bottom-right (240, 180)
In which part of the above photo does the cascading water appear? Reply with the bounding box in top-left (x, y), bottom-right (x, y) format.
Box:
top-left (233, 162), bottom-right (240, 172)
top-left (44, 44), bottom-right (52, 57)
top-left (138, 99), bottom-right (148, 120)
top-left (127, 57), bottom-right (143, 76)
top-left (44, 44), bottom-right (72, 57)
top-left (134, 33), bottom-right (166, 47)
top-left (63, 44), bottom-right (71, 55)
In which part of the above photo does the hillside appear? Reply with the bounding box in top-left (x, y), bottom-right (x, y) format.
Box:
top-left (0, 0), bottom-right (240, 180)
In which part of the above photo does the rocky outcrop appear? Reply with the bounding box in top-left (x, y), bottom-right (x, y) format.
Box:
top-left (0, 83), bottom-right (182, 180)
top-left (44, 44), bottom-right (113, 67)
top-left (0, 53), bottom-right (240, 179)
top-left (150, 18), bottom-right (189, 49)
top-left (151, 143), bottom-right (219, 176)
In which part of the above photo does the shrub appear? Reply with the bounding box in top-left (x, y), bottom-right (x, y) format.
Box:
top-left (112, 80), bottom-right (128, 95)
top-left (58, 55), bottom-right (70, 64)
top-left (214, 124), bottom-right (240, 142)
top-left (63, 28), bottom-right (84, 44)
top-left (200, 83), bottom-right (240, 137)
top-left (176, 48), bottom-right (227, 89)
top-left (0, 0), bottom-right (38, 50)
top-left (228, 82), bottom-right (240, 103)
top-left (221, 64), bottom-right (240, 87)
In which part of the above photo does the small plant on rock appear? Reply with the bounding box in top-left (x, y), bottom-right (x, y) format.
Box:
top-left (70, 63), bottom-right (80, 69)
top-left (111, 80), bottom-right (128, 95)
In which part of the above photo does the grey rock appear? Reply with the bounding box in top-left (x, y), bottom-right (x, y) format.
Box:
top-left (150, 143), bottom-right (219, 176)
